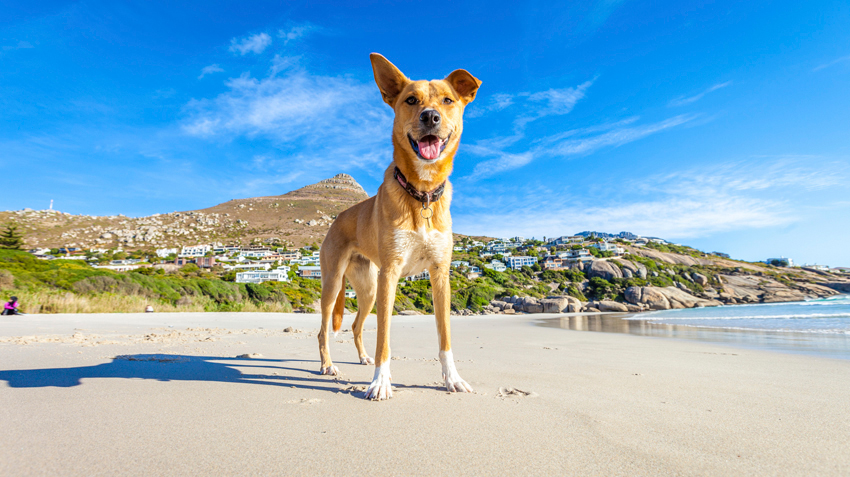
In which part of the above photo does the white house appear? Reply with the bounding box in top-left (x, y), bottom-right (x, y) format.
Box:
top-left (298, 266), bottom-right (322, 279)
top-left (487, 240), bottom-right (510, 253)
top-left (593, 242), bottom-right (625, 255)
top-left (406, 270), bottom-right (431, 281)
top-left (484, 260), bottom-right (507, 272)
top-left (345, 289), bottom-right (357, 298)
top-left (156, 247), bottom-right (178, 258)
top-left (505, 256), bottom-right (538, 269)
top-left (563, 249), bottom-right (592, 262)
top-left (180, 244), bottom-right (211, 258)
top-left (451, 260), bottom-right (470, 268)
top-left (222, 262), bottom-right (271, 272)
top-left (235, 269), bottom-right (290, 284)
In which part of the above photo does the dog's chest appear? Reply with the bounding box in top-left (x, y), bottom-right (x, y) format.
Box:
top-left (394, 227), bottom-right (451, 277)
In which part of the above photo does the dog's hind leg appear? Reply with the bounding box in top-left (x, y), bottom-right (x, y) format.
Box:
top-left (346, 255), bottom-right (378, 365)
top-left (318, 250), bottom-right (350, 376)
top-left (430, 263), bottom-right (473, 393)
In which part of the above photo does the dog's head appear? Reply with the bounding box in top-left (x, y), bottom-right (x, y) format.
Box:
top-left (370, 53), bottom-right (481, 177)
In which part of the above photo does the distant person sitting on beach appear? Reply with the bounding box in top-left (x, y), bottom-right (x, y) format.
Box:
top-left (2, 296), bottom-right (20, 315)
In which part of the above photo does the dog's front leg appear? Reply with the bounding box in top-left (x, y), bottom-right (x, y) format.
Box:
top-left (430, 264), bottom-right (473, 393)
top-left (364, 262), bottom-right (401, 401)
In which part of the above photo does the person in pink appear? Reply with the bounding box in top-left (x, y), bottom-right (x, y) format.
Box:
top-left (2, 296), bottom-right (19, 315)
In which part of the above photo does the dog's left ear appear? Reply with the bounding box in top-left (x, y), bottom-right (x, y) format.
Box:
top-left (445, 69), bottom-right (482, 105)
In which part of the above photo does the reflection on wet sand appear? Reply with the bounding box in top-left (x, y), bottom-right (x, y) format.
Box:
top-left (539, 314), bottom-right (850, 360)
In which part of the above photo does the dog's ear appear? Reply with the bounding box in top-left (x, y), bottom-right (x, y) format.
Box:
top-left (370, 53), bottom-right (410, 107)
top-left (445, 69), bottom-right (482, 105)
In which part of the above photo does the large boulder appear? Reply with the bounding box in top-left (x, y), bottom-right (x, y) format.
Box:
top-left (597, 300), bottom-right (629, 312)
top-left (615, 259), bottom-right (648, 280)
top-left (586, 260), bottom-right (623, 281)
top-left (624, 286), bottom-right (671, 310)
top-left (692, 273), bottom-right (709, 286)
top-left (541, 297), bottom-right (569, 313)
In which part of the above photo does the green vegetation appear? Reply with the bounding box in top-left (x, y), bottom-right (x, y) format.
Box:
top-left (0, 249), bottom-right (321, 313)
top-left (0, 223), bottom-right (24, 250)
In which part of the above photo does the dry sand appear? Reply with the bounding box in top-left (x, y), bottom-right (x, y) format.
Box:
top-left (0, 312), bottom-right (848, 476)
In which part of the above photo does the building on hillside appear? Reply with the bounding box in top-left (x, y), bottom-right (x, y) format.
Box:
top-left (765, 257), bottom-right (794, 267)
top-left (593, 242), bottom-right (625, 255)
top-left (470, 240), bottom-right (484, 248)
top-left (712, 252), bottom-right (731, 259)
top-left (542, 256), bottom-right (567, 270)
top-left (92, 264), bottom-right (142, 272)
top-left (831, 267), bottom-right (850, 274)
top-left (156, 248), bottom-right (178, 258)
top-left (479, 251), bottom-right (494, 258)
top-left (180, 244), bottom-right (211, 258)
top-left (298, 266), bottom-right (322, 279)
top-left (235, 269), bottom-right (290, 284)
top-left (195, 256), bottom-right (216, 268)
top-left (505, 256), bottom-right (538, 269)
top-left (239, 249), bottom-right (272, 259)
top-left (277, 251), bottom-right (302, 261)
top-left (405, 270), bottom-right (431, 281)
top-left (564, 249), bottom-right (593, 262)
top-left (803, 264), bottom-right (829, 271)
top-left (451, 260), bottom-right (470, 268)
top-left (486, 240), bottom-right (510, 253)
top-left (484, 260), bottom-right (507, 272)
top-left (222, 262), bottom-right (271, 272)
top-left (345, 289), bottom-right (356, 298)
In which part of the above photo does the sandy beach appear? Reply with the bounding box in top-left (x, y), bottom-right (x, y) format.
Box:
top-left (1, 311), bottom-right (848, 476)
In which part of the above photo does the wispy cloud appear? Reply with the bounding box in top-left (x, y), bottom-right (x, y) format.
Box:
top-left (456, 158), bottom-right (846, 239)
top-left (466, 114), bottom-right (695, 178)
top-left (813, 54), bottom-right (850, 72)
top-left (198, 64), bottom-right (224, 79)
top-left (229, 33), bottom-right (272, 55)
top-left (182, 56), bottom-right (392, 175)
top-left (2, 40), bottom-right (34, 51)
top-left (465, 93), bottom-right (515, 118)
top-left (514, 80), bottom-right (594, 130)
top-left (278, 24), bottom-right (315, 44)
top-left (668, 81), bottom-right (732, 107)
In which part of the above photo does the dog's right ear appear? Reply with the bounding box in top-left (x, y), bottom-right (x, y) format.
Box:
top-left (370, 53), bottom-right (410, 107)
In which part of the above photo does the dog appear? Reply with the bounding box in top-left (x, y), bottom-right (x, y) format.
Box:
top-left (317, 53), bottom-right (481, 400)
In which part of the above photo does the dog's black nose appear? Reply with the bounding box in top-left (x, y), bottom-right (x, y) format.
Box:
top-left (420, 109), bottom-right (441, 127)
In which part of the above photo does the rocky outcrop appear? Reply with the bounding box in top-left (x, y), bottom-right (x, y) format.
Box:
top-left (596, 300), bottom-right (629, 312)
top-left (692, 273), bottom-right (709, 286)
top-left (586, 260), bottom-right (623, 281)
top-left (625, 286), bottom-right (722, 310)
top-left (614, 259), bottom-right (648, 280)
top-left (630, 248), bottom-right (713, 266)
top-left (497, 295), bottom-right (584, 314)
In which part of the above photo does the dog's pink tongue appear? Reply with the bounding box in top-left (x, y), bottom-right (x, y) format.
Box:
top-left (418, 136), bottom-right (441, 160)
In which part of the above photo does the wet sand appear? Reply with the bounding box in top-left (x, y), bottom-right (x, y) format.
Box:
top-left (1, 312), bottom-right (848, 475)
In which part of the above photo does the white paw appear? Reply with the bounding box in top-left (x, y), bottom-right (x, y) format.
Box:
top-left (444, 374), bottom-right (473, 393)
top-left (440, 350), bottom-right (473, 393)
top-left (360, 356), bottom-right (374, 365)
top-left (320, 365), bottom-right (339, 376)
top-left (364, 364), bottom-right (393, 400)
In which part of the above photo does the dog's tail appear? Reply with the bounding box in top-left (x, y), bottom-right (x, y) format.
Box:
top-left (332, 280), bottom-right (346, 334)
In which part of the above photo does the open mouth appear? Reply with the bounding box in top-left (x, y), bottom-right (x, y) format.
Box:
top-left (408, 132), bottom-right (451, 161)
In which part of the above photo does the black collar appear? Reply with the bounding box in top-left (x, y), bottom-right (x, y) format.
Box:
top-left (393, 167), bottom-right (446, 206)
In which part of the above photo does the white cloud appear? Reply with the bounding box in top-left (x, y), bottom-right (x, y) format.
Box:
top-left (465, 93), bottom-right (515, 118)
top-left (278, 25), bottom-right (314, 44)
top-left (182, 58), bottom-right (393, 174)
top-left (229, 33), bottom-right (272, 55)
top-left (269, 54), bottom-right (300, 76)
top-left (669, 81), bottom-right (732, 107)
top-left (198, 64), bottom-right (224, 79)
top-left (514, 80), bottom-right (593, 130)
top-left (455, 158), bottom-right (846, 239)
top-left (466, 114), bottom-right (694, 178)
top-left (813, 54), bottom-right (850, 72)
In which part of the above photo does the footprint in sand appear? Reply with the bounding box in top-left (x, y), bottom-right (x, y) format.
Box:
top-left (497, 387), bottom-right (538, 398)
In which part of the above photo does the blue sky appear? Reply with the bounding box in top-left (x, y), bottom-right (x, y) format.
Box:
top-left (2, 1), bottom-right (849, 266)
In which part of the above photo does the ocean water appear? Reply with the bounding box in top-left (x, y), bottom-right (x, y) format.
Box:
top-left (638, 295), bottom-right (850, 335)
top-left (540, 295), bottom-right (850, 359)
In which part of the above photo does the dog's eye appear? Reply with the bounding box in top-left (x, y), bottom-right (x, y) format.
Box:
top-left (405, 96), bottom-right (418, 105)
top-left (443, 97), bottom-right (454, 104)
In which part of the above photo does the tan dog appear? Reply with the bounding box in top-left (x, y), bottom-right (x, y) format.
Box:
top-left (317, 53), bottom-right (481, 400)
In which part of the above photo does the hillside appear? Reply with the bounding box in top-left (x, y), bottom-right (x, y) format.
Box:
top-left (1, 174), bottom-right (369, 251)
